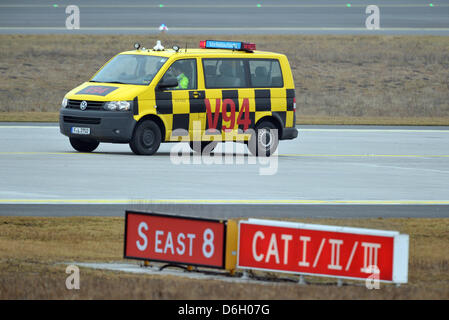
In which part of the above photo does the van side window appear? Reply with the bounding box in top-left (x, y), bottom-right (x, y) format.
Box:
top-left (203, 59), bottom-right (247, 88)
top-left (161, 59), bottom-right (197, 90)
top-left (249, 59), bottom-right (283, 88)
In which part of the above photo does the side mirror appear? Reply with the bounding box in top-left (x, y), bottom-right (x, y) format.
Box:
top-left (157, 77), bottom-right (178, 90)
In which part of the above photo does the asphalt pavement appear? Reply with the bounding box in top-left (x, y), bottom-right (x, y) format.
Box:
top-left (0, 123), bottom-right (448, 217)
top-left (0, 0), bottom-right (448, 35)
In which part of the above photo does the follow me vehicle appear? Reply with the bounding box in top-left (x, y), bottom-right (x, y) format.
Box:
top-left (59, 40), bottom-right (298, 156)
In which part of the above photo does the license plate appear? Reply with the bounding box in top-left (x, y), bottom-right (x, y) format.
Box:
top-left (71, 127), bottom-right (90, 135)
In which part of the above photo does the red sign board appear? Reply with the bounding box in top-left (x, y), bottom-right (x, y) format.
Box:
top-left (238, 219), bottom-right (408, 283)
top-left (125, 211), bottom-right (226, 268)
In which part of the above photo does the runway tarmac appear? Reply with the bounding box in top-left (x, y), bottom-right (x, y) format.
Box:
top-left (0, 123), bottom-right (448, 218)
top-left (0, 0), bottom-right (448, 35)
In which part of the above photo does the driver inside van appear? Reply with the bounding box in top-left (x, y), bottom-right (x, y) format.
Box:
top-left (170, 62), bottom-right (190, 89)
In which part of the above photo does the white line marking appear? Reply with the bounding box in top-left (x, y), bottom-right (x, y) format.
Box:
top-left (313, 238), bottom-right (326, 268)
top-left (1, 27), bottom-right (449, 32)
top-left (1, 151), bottom-right (448, 158)
top-left (345, 241), bottom-right (358, 271)
top-left (1, 199), bottom-right (449, 205)
top-left (352, 163), bottom-right (449, 174)
top-left (1, 4), bottom-right (448, 8)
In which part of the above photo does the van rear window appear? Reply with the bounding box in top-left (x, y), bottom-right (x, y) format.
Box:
top-left (248, 59), bottom-right (283, 88)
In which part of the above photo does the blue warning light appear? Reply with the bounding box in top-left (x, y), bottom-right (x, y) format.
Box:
top-left (199, 40), bottom-right (256, 51)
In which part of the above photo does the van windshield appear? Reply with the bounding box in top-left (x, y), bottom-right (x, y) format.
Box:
top-left (91, 54), bottom-right (168, 85)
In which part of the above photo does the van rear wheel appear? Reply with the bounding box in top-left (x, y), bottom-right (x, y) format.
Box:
top-left (189, 141), bottom-right (218, 154)
top-left (69, 137), bottom-right (99, 153)
top-left (130, 120), bottom-right (162, 155)
top-left (247, 121), bottom-right (279, 157)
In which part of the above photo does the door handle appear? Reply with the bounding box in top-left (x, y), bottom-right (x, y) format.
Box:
top-left (191, 91), bottom-right (204, 99)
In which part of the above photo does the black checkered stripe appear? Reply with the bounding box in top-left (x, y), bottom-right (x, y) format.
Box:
top-left (155, 88), bottom-right (295, 134)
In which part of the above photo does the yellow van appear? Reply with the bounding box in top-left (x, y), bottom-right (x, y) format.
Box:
top-left (59, 40), bottom-right (298, 156)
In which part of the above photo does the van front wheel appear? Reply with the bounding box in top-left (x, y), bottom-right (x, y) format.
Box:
top-left (69, 137), bottom-right (99, 153)
top-left (130, 120), bottom-right (162, 155)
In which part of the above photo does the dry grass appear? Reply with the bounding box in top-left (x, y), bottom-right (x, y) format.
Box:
top-left (0, 112), bottom-right (59, 122)
top-left (0, 216), bottom-right (448, 299)
top-left (0, 34), bottom-right (449, 124)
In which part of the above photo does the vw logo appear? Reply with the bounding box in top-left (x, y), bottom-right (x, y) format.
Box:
top-left (80, 101), bottom-right (87, 110)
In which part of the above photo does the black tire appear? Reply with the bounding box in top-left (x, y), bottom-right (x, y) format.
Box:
top-left (129, 120), bottom-right (162, 155)
top-left (189, 141), bottom-right (218, 155)
top-left (247, 120), bottom-right (279, 157)
top-left (69, 137), bottom-right (99, 153)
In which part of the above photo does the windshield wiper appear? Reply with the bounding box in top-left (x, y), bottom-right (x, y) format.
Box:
top-left (89, 80), bottom-right (127, 84)
top-left (105, 81), bottom-right (127, 84)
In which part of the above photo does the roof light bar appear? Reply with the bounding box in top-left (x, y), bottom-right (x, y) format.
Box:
top-left (199, 40), bottom-right (256, 52)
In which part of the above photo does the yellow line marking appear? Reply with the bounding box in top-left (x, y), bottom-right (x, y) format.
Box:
top-left (280, 154), bottom-right (449, 158)
top-left (1, 126), bottom-right (448, 133)
top-left (0, 126), bottom-right (57, 129)
top-left (0, 152), bottom-right (95, 155)
top-left (300, 129), bottom-right (449, 133)
top-left (0, 199), bottom-right (449, 205)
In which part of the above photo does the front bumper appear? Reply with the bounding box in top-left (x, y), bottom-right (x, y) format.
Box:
top-left (59, 108), bottom-right (137, 143)
top-left (281, 127), bottom-right (298, 140)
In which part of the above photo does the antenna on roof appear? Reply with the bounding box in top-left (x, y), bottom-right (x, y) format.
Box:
top-left (153, 40), bottom-right (164, 51)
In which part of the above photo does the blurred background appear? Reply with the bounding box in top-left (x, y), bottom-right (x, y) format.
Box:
top-left (1, 0), bottom-right (448, 124)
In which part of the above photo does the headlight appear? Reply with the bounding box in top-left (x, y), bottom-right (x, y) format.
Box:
top-left (62, 97), bottom-right (68, 108)
top-left (103, 101), bottom-right (131, 111)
